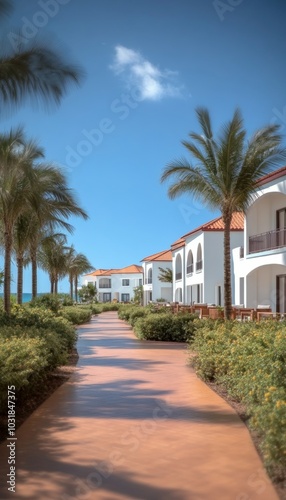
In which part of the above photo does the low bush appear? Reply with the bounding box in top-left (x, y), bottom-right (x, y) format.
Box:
top-left (0, 335), bottom-right (48, 405)
top-left (60, 306), bottom-right (92, 324)
top-left (190, 320), bottom-right (286, 470)
top-left (30, 293), bottom-right (63, 313)
top-left (134, 313), bottom-right (196, 342)
top-left (117, 305), bottom-right (140, 322)
top-left (92, 302), bottom-right (120, 314)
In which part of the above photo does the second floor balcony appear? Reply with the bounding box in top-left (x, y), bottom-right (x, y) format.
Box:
top-left (249, 228), bottom-right (286, 254)
top-left (145, 278), bottom-right (152, 284)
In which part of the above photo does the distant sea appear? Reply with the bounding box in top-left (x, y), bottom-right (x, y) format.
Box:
top-left (0, 293), bottom-right (48, 303)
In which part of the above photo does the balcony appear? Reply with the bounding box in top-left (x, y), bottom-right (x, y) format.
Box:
top-left (196, 260), bottom-right (203, 272)
top-left (98, 283), bottom-right (111, 289)
top-left (145, 278), bottom-right (152, 284)
top-left (249, 228), bottom-right (286, 254)
top-left (175, 272), bottom-right (182, 280)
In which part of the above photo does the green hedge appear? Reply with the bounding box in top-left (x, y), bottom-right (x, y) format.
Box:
top-left (190, 320), bottom-right (286, 470)
top-left (0, 306), bottom-right (78, 408)
top-left (134, 313), bottom-right (196, 342)
top-left (60, 306), bottom-right (92, 324)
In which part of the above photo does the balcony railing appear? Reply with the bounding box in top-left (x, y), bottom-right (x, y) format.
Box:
top-left (187, 264), bottom-right (193, 274)
top-left (175, 272), bottom-right (182, 280)
top-left (196, 260), bottom-right (203, 272)
top-left (249, 228), bottom-right (286, 254)
top-left (98, 283), bottom-right (111, 288)
top-left (145, 278), bottom-right (152, 284)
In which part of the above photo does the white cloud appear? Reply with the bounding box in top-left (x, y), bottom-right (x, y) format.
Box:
top-left (110, 45), bottom-right (183, 101)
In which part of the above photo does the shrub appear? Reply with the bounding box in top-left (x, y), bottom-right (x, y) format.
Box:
top-left (60, 306), bottom-right (92, 324)
top-left (0, 335), bottom-right (48, 406)
top-left (190, 321), bottom-right (286, 470)
top-left (30, 293), bottom-right (63, 313)
top-left (118, 305), bottom-right (140, 322)
top-left (134, 313), bottom-right (196, 342)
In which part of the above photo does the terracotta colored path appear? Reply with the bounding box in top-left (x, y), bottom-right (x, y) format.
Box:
top-left (0, 312), bottom-right (278, 500)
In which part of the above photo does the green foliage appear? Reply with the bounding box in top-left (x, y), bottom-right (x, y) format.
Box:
top-left (0, 305), bottom-right (79, 407)
top-left (30, 293), bottom-right (63, 313)
top-left (134, 313), bottom-right (196, 342)
top-left (60, 306), bottom-right (92, 324)
top-left (78, 283), bottom-right (97, 303)
top-left (132, 285), bottom-right (143, 305)
top-left (0, 335), bottom-right (48, 404)
top-left (190, 321), bottom-right (286, 470)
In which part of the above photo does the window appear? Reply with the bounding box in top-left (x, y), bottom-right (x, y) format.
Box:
top-left (139, 279), bottom-right (143, 286)
top-left (145, 268), bottom-right (152, 284)
top-left (121, 293), bottom-right (130, 302)
top-left (103, 293), bottom-right (111, 302)
top-left (186, 250), bottom-right (194, 275)
top-left (175, 254), bottom-right (182, 280)
top-left (196, 244), bottom-right (203, 272)
top-left (122, 279), bottom-right (130, 286)
top-left (98, 278), bottom-right (111, 288)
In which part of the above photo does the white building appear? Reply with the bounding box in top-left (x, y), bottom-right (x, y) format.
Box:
top-left (141, 249), bottom-right (173, 305)
top-left (83, 264), bottom-right (143, 303)
top-left (233, 167), bottom-right (286, 312)
top-left (172, 213), bottom-right (244, 305)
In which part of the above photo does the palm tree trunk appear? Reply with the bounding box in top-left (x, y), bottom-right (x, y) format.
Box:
top-left (223, 212), bottom-right (232, 320)
top-left (4, 230), bottom-right (12, 314)
top-left (17, 254), bottom-right (24, 305)
top-left (30, 244), bottom-right (38, 299)
top-left (75, 275), bottom-right (78, 302)
top-left (55, 278), bottom-right (58, 294)
top-left (69, 274), bottom-right (73, 300)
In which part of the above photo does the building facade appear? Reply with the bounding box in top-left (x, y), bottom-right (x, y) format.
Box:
top-left (83, 265), bottom-right (143, 302)
top-left (233, 167), bottom-right (286, 311)
top-left (172, 213), bottom-right (244, 305)
top-left (141, 249), bottom-right (173, 305)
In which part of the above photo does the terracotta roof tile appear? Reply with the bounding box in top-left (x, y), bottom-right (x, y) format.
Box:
top-left (111, 264), bottom-right (143, 274)
top-left (141, 249), bottom-right (172, 262)
top-left (171, 212), bottom-right (244, 250)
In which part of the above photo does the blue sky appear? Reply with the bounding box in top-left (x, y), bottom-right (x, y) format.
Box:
top-left (1, 0), bottom-right (286, 293)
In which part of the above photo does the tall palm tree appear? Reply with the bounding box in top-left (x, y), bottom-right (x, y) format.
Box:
top-left (0, 2), bottom-right (81, 109)
top-left (161, 108), bottom-right (286, 319)
top-left (66, 248), bottom-right (93, 302)
top-left (38, 233), bottom-right (69, 294)
top-left (13, 213), bottom-right (34, 304)
top-left (27, 164), bottom-right (88, 298)
top-left (0, 128), bottom-right (44, 313)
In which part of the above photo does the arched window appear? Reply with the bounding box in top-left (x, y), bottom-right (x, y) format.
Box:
top-left (175, 254), bottom-right (182, 280)
top-left (186, 250), bottom-right (194, 274)
top-left (196, 244), bottom-right (203, 272)
top-left (146, 268), bottom-right (152, 284)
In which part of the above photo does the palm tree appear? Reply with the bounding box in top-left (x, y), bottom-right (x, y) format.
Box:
top-left (38, 233), bottom-right (69, 294)
top-left (158, 267), bottom-right (172, 283)
top-left (27, 164), bottom-right (88, 298)
top-left (66, 249), bottom-right (93, 302)
top-left (161, 108), bottom-right (286, 319)
top-left (0, 2), bottom-right (81, 109)
top-left (0, 128), bottom-right (44, 313)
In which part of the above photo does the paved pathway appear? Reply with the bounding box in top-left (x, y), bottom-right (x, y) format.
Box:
top-left (0, 312), bottom-right (279, 500)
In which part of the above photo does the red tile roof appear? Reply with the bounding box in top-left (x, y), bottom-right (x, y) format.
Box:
top-left (171, 212), bottom-right (244, 250)
top-left (85, 265), bottom-right (143, 277)
top-left (141, 249), bottom-right (172, 262)
top-left (111, 264), bottom-right (143, 274)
